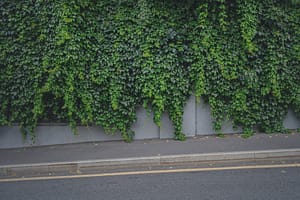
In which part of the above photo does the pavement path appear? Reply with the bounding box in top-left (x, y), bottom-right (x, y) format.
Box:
top-left (0, 132), bottom-right (300, 179)
top-left (1, 133), bottom-right (300, 166)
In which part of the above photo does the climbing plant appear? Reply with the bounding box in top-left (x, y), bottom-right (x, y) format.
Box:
top-left (0, 0), bottom-right (299, 141)
top-left (189, 0), bottom-right (299, 136)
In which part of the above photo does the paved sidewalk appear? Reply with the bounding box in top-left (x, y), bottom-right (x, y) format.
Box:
top-left (1, 132), bottom-right (300, 166)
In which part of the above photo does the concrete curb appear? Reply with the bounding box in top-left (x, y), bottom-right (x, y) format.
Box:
top-left (1, 148), bottom-right (300, 177)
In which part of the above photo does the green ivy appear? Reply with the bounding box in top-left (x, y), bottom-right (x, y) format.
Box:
top-left (0, 0), bottom-right (299, 141)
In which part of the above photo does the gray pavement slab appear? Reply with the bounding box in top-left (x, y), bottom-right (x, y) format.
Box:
top-left (0, 133), bottom-right (300, 166)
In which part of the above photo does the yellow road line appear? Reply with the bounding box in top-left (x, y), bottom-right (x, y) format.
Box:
top-left (1, 163), bottom-right (299, 183)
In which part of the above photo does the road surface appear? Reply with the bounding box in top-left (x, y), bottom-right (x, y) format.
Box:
top-left (1, 165), bottom-right (299, 200)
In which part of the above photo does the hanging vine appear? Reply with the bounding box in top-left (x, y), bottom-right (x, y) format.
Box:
top-left (0, 0), bottom-right (299, 141)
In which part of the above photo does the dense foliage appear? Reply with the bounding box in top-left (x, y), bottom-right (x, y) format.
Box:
top-left (0, 0), bottom-right (299, 141)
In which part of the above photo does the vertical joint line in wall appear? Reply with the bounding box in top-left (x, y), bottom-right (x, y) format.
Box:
top-left (195, 96), bottom-right (197, 136)
top-left (159, 125), bottom-right (161, 139)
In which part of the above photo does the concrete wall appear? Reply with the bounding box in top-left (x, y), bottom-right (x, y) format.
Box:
top-left (0, 96), bottom-right (299, 148)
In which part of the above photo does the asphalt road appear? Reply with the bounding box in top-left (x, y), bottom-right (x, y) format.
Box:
top-left (1, 167), bottom-right (300, 200)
